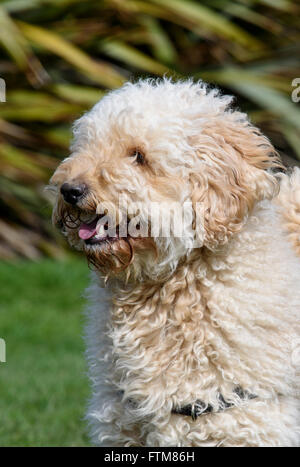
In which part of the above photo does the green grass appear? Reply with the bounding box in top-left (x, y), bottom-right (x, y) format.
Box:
top-left (0, 258), bottom-right (91, 446)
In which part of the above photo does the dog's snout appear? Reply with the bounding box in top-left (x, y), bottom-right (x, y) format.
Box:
top-left (60, 182), bottom-right (87, 205)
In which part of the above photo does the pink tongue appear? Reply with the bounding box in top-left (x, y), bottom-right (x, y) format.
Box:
top-left (79, 218), bottom-right (98, 240)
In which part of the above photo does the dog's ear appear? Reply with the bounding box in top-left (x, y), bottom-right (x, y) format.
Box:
top-left (190, 112), bottom-right (281, 248)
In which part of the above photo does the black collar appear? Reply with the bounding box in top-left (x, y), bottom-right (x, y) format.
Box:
top-left (172, 386), bottom-right (257, 421)
top-left (121, 386), bottom-right (257, 420)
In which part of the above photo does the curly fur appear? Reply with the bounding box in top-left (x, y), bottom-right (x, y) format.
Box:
top-left (50, 79), bottom-right (300, 447)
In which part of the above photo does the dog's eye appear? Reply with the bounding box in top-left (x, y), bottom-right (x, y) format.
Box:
top-left (130, 149), bottom-right (145, 165)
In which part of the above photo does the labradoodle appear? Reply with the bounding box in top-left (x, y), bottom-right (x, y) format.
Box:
top-left (50, 79), bottom-right (300, 447)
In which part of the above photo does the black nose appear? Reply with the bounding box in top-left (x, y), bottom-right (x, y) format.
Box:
top-left (60, 182), bottom-right (86, 205)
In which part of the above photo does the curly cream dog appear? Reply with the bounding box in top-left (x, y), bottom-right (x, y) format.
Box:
top-left (50, 79), bottom-right (300, 447)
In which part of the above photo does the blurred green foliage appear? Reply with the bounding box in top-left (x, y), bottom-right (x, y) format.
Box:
top-left (0, 0), bottom-right (300, 259)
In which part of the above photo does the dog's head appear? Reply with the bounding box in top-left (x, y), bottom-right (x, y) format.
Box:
top-left (50, 79), bottom-right (280, 280)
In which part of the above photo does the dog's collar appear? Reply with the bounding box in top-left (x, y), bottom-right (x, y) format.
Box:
top-left (172, 386), bottom-right (257, 421)
top-left (121, 386), bottom-right (257, 421)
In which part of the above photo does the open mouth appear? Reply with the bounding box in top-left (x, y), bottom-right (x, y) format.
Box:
top-left (59, 207), bottom-right (155, 272)
top-left (78, 215), bottom-right (119, 246)
top-left (60, 207), bottom-right (144, 251)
